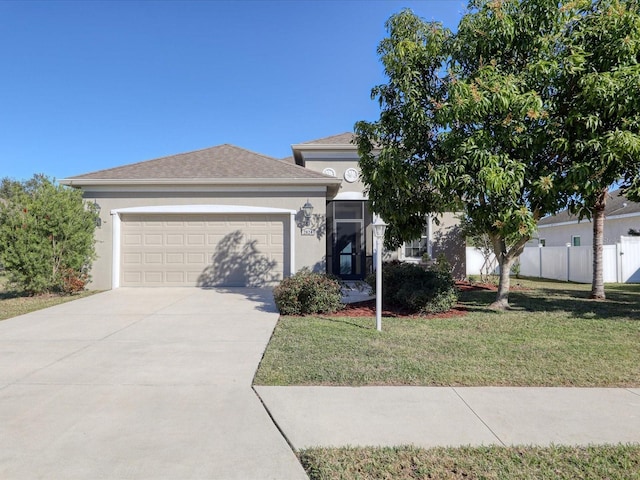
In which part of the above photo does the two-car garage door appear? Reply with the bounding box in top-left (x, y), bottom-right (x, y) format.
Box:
top-left (120, 214), bottom-right (285, 287)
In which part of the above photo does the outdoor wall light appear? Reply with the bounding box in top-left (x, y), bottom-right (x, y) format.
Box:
top-left (302, 200), bottom-right (314, 226)
top-left (94, 200), bottom-right (102, 228)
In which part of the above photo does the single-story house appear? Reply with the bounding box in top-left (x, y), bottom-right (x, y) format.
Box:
top-left (60, 133), bottom-right (464, 290)
top-left (534, 189), bottom-right (640, 247)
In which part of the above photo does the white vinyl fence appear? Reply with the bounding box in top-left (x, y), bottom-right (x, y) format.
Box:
top-left (466, 247), bottom-right (498, 277)
top-left (519, 236), bottom-right (640, 283)
top-left (467, 236), bottom-right (640, 283)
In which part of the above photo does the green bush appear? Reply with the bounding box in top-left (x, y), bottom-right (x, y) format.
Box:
top-left (273, 269), bottom-right (343, 315)
top-left (0, 175), bottom-right (97, 294)
top-left (366, 260), bottom-right (458, 314)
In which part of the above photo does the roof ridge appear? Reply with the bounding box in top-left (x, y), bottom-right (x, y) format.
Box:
top-left (68, 144), bottom-right (281, 179)
top-left (297, 132), bottom-right (354, 145)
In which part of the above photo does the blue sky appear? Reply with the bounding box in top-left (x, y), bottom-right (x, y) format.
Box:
top-left (0, 1), bottom-right (465, 181)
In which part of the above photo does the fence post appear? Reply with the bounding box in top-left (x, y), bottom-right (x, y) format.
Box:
top-left (566, 243), bottom-right (571, 282)
top-left (539, 244), bottom-right (543, 278)
top-left (617, 242), bottom-right (623, 283)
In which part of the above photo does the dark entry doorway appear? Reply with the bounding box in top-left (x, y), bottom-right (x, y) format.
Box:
top-left (335, 221), bottom-right (364, 279)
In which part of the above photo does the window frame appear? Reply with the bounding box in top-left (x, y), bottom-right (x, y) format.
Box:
top-left (401, 216), bottom-right (432, 261)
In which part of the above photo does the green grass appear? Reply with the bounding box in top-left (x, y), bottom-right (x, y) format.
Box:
top-left (254, 278), bottom-right (640, 386)
top-left (299, 445), bottom-right (640, 480)
top-left (0, 273), bottom-right (98, 321)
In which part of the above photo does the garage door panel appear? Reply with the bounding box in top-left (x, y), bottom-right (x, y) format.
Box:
top-left (144, 272), bottom-right (163, 283)
top-left (165, 271), bottom-right (185, 283)
top-left (187, 253), bottom-right (206, 264)
top-left (144, 253), bottom-right (163, 264)
top-left (123, 253), bottom-right (142, 265)
top-left (120, 214), bottom-right (285, 287)
top-left (144, 234), bottom-right (163, 246)
top-left (186, 234), bottom-right (205, 246)
top-left (123, 234), bottom-right (142, 246)
top-left (166, 234), bottom-right (184, 246)
top-left (123, 272), bottom-right (142, 283)
top-left (166, 253), bottom-right (184, 264)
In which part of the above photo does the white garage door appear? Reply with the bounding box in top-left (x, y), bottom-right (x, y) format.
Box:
top-left (120, 214), bottom-right (285, 287)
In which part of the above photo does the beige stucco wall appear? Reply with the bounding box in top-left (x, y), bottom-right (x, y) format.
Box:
top-left (301, 152), bottom-right (366, 197)
top-left (392, 212), bottom-right (466, 280)
top-left (82, 188), bottom-right (328, 290)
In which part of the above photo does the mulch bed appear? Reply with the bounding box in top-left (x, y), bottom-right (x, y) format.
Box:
top-left (331, 281), bottom-right (530, 319)
top-left (329, 281), bottom-right (478, 319)
top-left (333, 299), bottom-right (468, 319)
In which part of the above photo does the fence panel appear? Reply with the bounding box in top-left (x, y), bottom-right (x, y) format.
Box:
top-left (465, 247), bottom-right (498, 276)
top-left (568, 246), bottom-right (592, 283)
top-left (540, 247), bottom-right (569, 281)
top-left (517, 241), bottom-right (639, 283)
top-left (519, 247), bottom-right (540, 278)
top-left (620, 236), bottom-right (640, 283)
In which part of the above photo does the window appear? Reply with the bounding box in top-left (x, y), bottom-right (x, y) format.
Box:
top-left (404, 223), bottom-right (430, 258)
top-left (572, 235), bottom-right (581, 247)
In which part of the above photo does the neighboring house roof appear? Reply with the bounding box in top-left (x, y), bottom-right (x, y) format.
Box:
top-left (538, 190), bottom-right (640, 228)
top-left (60, 144), bottom-right (341, 190)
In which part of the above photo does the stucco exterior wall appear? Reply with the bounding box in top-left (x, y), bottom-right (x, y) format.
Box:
top-left (82, 188), bottom-right (328, 290)
top-left (301, 153), bottom-right (366, 196)
top-left (537, 215), bottom-right (640, 247)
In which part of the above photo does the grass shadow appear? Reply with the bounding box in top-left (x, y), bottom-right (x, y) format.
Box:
top-left (314, 315), bottom-right (373, 330)
top-left (459, 281), bottom-right (640, 320)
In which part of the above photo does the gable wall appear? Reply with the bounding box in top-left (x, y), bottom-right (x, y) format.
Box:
top-left (300, 151), bottom-right (365, 196)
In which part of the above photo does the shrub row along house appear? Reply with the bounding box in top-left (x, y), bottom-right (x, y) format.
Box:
top-left (60, 133), bottom-right (464, 290)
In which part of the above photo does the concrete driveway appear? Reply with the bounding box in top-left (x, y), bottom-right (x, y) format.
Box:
top-left (0, 288), bottom-right (307, 480)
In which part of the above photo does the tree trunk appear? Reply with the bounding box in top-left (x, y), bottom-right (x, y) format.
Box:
top-left (488, 234), bottom-right (530, 310)
top-left (590, 189), bottom-right (607, 299)
top-left (490, 254), bottom-right (516, 310)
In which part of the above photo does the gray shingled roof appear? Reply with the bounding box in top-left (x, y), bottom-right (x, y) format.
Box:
top-left (539, 189), bottom-right (640, 226)
top-left (298, 132), bottom-right (355, 145)
top-left (63, 144), bottom-right (334, 182)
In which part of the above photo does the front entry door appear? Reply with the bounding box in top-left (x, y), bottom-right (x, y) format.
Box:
top-left (335, 221), bottom-right (364, 279)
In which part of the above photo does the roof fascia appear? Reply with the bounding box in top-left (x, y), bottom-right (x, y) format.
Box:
top-left (538, 211), bottom-right (640, 228)
top-left (291, 142), bottom-right (358, 166)
top-left (59, 177), bottom-right (342, 187)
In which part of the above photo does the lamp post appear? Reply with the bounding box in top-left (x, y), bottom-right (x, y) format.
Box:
top-left (372, 216), bottom-right (387, 332)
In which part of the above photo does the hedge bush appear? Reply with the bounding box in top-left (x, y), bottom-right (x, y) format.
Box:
top-left (366, 259), bottom-right (458, 314)
top-left (273, 269), bottom-right (343, 315)
top-left (0, 175), bottom-right (97, 294)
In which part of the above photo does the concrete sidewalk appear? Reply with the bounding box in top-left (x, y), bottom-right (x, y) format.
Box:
top-left (256, 386), bottom-right (640, 449)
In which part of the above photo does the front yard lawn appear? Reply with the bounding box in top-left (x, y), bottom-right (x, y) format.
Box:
top-left (258, 279), bottom-right (640, 479)
top-left (0, 273), bottom-right (98, 321)
top-left (299, 444), bottom-right (640, 480)
top-left (254, 279), bottom-right (640, 387)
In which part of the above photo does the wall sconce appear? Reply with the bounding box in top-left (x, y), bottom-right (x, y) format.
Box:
top-left (94, 200), bottom-right (102, 228)
top-left (302, 200), bottom-right (314, 226)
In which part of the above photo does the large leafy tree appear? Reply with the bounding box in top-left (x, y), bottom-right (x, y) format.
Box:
top-left (356, 1), bottom-right (569, 309)
top-left (0, 175), bottom-right (98, 294)
top-left (554, 0), bottom-right (640, 299)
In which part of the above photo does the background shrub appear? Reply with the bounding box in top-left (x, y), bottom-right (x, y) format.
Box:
top-left (273, 269), bottom-right (343, 315)
top-left (0, 175), bottom-right (97, 294)
top-left (366, 259), bottom-right (458, 314)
